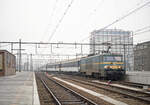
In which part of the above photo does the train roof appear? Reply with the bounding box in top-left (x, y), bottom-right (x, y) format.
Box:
top-left (81, 53), bottom-right (123, 60)
top-left (60, 58), bottom-right (80, 63)
top-left (47, 58), bottom-right (80, 66)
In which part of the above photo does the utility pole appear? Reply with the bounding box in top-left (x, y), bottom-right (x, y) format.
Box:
top-left (19, 39), bottom-right (21, 72)
top-left (35, 44), bottom-right (38, 54)
top-left (51, 44), bottom-right (53, 53)
top-left (27, 54), bottom-right (29, 71)
top-left (30, 54), bottom-right (33, 71)
top-left (16, 52), bottom-right (19, 71)
top-left (76, 53), bottom-right (77, 59)
top-left (46, 64), bottom-right (47, 72)
top-left (11, 43), bottom-right (13, 53)
top-left (81, 44), bottom-right (83, 56)
top-left (123, 44), bottom-right (126, 71)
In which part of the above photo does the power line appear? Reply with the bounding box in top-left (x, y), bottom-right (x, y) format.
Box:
top-left (42, 0), bottom-right (59, 41)
top-left (0, 41), bottom-right (133, 46)
top-left (49, 0), bottom-right (59, 22)
top-left (100, 27), bottom-right (150, 44)
top-left (48, 0), bottom-right (74, 42)
top-left (81, 0), bottom-right (150, 42)
top-left (98, 26), bottom-right (150, 44)
top-left (134, 25), bottom-right (150, 33)
top-left (133, 29), bottom-right (150, 43)
top-left (102, 25), bottom-right (150, 43)
top-left (43, 0), bottom-right (75, 62)
top-left (134, 29), bottom-right (150, 35)
top-left (0, 43), bottom-right (10, 48)
top-left (42, 0), bottom-right (74, 55)
top-left (99, 1), bottom-right (150, 30)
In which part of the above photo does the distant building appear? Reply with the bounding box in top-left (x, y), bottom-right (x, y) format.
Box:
top-left (90, 29), bottom-right (133, 71)
top-left (0, 50), bottom-right (16, 76)
top-left (134, 41), bottom-right (150, 71)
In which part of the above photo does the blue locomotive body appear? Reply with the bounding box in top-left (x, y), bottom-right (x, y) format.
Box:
top-left (80, 54), bottom-right (125, 80)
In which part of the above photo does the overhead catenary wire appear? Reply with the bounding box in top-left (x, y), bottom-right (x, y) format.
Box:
top-left (0, 43), bottom-right (11, 48)
top-left (42, 0), bottom-right (150, 63)
top-left (48, 0), bottom-right (74, 42)
top-left (42, 0), bottom-right (74, 56)
top-left (134, 29), bottom-right (150, 35)
top-left (49, 0), bottom-right (59, 23)
top-left (98, 1), bottom-right (150, 30)
top-left (134, 25), bottom-right (150, 33)
top-left (42, 0), bottom-right (75, 62)
top-left (41, 0), bottom-right (59, 41)
top-left (80, 0), bottom-right (150, 42)
top-left (133, 29), bottom-right (150, 43)
top-left (97, 25), bottom-right (150, 45)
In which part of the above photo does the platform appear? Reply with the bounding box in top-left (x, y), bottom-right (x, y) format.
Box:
top-left (92, 80), bottom-right (144, 91)
top-left (125, 71), bottom-right (150, 85)
top-left (53, 76), bottom-right (128, 105)
top-left (0, 72), bottom-right (40, 105)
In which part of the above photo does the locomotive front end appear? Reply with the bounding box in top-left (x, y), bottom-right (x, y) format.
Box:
top-left (103, 55), bottom-right (125, 80)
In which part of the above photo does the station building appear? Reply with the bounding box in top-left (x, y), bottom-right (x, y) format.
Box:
top-left (90, 29), bottom-right (133, 71)
top-left (0, 50), bottom-right (16, 76)
top-left (134, 41), bottom-right (150, 71)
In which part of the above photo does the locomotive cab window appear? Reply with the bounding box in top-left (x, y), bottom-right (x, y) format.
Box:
top-left (104, 56), bottom-right (122, 62)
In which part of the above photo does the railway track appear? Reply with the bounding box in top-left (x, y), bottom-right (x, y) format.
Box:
top-left (58, 75), bottom-right (150, 104)
top-left (117, 81), bottom-right (150, 89)
top-left (35, 73), bottom-right (56, 105)
top-left (36, 73), bottom-right (98, 105)
top-left (62, 72), bottom-right (150, 90)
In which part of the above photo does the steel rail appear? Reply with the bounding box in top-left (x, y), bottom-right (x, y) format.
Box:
top-left (62, 77), bottom-right (150, 104)
top-left (45, 74), bottom-right (98, 105)
top-left (119, 81), bottom-right (150, 89)
top-left (37, 74), bottom-right (62, 105)
top-left (92, 81), bottom-right (150, 95)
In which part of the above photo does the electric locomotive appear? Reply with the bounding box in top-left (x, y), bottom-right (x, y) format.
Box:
top-left (80, 53), bottom-right (125, 80)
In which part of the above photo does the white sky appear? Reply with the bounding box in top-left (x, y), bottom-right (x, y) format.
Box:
top-left (0, 0), bottom-right (150, 43)
top-left (0, 0), bottom-right (150, 62)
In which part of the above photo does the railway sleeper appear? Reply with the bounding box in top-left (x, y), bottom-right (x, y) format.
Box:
top-left (137, 95), bottom-right (150, 98)
top-left (61, 100), bottom-right (86, 104)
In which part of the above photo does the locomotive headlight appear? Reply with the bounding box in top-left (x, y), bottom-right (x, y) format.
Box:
top-left (118, 66), bottom-right (122, 69)
top-left (104, 66), bottom-right (107, 69)
top-left (104, 66), bottom-right (110, 69)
